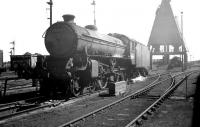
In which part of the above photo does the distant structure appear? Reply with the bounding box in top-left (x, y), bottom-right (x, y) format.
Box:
top-left (148, 0), bottom-right (187, 70)
top-left (10, 41), bottom-right (15, 55)
top-left (47, 0), bottom-right (53, 26)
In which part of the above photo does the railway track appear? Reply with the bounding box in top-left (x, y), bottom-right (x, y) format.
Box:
top-left (0, 95), bottom-right (46, 120)
top-left (0, 73), bottom-right (164, 123)
top-left (58, 73), bottom-right (169, 127)
top-left (58, 71), bottom-right (197, 127)
top-left (125, 71), bottom-right (199, 127)
top-left (0, 88), bottom-right (109, 121)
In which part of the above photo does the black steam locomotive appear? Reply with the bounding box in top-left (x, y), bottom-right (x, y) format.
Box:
top-left (11, 14), bottom-right (150, 97)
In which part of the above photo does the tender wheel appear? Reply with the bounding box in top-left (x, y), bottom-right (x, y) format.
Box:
top-left (70, 78), bottom-right (82, 97)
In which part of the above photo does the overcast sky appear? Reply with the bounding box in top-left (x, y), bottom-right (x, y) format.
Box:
top-left (0, 0), bottom-right (200, 61)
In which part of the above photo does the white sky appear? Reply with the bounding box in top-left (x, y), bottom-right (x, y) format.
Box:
top-left (0, 0), bottom-right (200, 62)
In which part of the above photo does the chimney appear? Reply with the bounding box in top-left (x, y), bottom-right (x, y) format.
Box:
top-left (62, 14), bottom-right (75, 23)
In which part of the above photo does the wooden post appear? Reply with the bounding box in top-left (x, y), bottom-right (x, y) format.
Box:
top-left (3, 78), bottom-right (8, 97)
top-left (185, 76), bottom-right (188, 99)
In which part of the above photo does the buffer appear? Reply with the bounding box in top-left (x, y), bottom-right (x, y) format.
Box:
top-left (148, 0), bottom-right (187, 69)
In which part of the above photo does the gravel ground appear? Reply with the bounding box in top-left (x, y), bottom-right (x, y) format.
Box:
top-left (141, 72), bottom-right (199, 127)
top-left (141, 99), bottom-right (193, 127)
top-left (76, 98), bottom-right (156, 127)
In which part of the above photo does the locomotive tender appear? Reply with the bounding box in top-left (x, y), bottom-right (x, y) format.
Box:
top-left (11, 14), bottom-right (150, 97)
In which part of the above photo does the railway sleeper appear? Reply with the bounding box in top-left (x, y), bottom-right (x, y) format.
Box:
top-left (142, 114), bottom-right (148, 120)
top-left (157, 101), bottom-right (162, 105)
top-left (136, 118), bottom-right (143, 125)
top-left (154, 104), bottom-right (160, 108)
top-left (147, 110), bottom-right (153, 115)
top-left (129, 123), bottom-right (137, 127)
top-left (151, 107), bottom-right (156, 112)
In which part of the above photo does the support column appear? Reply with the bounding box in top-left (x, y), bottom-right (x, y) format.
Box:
top-left (150, 53), bottom-right (152, 69)
top-left (163, 54), bottom-right (169, 64)
top-left (184, 52), bottom-right (188, 70)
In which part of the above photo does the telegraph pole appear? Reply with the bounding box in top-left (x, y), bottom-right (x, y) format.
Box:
top-left (47, 0), bottom-right (53, 26)
top-left (181, 11), bottom-right (183, 39)
top-left (181, 11), bottom-right (184, 71)
top-left (91, 0), bottom-right (96, 26)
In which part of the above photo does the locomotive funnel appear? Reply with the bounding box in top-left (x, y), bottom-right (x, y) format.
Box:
top-left (62, 14), bottom-right (75, 23)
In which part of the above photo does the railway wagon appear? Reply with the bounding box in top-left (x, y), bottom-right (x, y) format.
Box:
top-left (10, 14), bottom-right (150, 97)
top-left (10, 55), bottom-right (38, 79)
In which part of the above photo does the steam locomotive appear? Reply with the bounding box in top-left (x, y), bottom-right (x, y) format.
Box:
top-left (11, 14), bottom-right (150, 97)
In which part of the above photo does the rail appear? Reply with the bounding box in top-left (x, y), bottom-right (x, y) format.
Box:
top-left (0, 88), bottom-right (108, 121)
top-left (125, 70), bottom-right (199, 127)
top-left (58, 73), bottom-right (165, 127)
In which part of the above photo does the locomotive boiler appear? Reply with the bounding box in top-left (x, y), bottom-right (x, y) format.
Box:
top-left (45, 15), bottom-right (126, 58)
